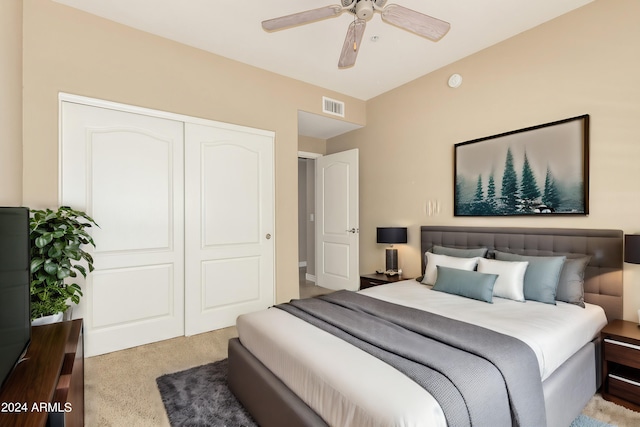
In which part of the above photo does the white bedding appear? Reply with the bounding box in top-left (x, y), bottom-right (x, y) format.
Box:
top-left (361, 280), bottom-right (607, 380)
top-left (236, 280), bottom-right (607, 427)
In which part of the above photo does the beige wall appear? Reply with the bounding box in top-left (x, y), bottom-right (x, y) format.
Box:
top-left (20, 0), bottom-right (365, 303)
top-left (15, 0), bottom-right (640, 318)
top-left (0, 0), bottom-right (23, 206)
top-left (329, 0), bottom-right (640, 320)
top-left (298, 135), bottom-right (327, 155)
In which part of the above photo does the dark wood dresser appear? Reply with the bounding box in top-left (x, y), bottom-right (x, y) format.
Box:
top-left (0, 319), bottom-right (84, 427)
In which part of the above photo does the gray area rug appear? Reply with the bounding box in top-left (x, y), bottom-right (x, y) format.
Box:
top-left (571, 414), bottom-right (617, 427)
top-left (157, 358), bottom-right (256, 427)
top-left (157, 359), bottom-right (615, 427)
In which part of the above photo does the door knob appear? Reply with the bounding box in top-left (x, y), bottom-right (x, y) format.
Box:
top-left (266, 233), bottom-right (272, 239)
top-left (346, 228), bottom-right (357, 234)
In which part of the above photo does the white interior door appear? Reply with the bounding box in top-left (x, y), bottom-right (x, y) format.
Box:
top-left (184, 122), bottom-right (274, 335)
top-left (60, 101), bottom-right (185, 357)
top-left (316, 149), bottom-right (359, 290)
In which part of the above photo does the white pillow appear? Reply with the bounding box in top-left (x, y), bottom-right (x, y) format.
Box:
top-left (422, 253), bottom-right (480, 285)
top-left (477, 258), bottom-right (529, 302)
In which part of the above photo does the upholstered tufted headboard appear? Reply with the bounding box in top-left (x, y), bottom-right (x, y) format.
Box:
top-left (421, 226), bottom-right (623, 320)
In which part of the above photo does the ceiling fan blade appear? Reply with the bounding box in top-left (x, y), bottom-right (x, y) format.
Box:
top-left (338, 19), bottom-right (366, 69)
top-left (381, 4), bottom-right (450, 41)
top-left (262, 5), bottom-right (343, 31)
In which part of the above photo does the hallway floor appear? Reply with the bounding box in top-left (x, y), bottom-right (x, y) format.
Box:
top-left (299, 266), bottom-right (334, 299)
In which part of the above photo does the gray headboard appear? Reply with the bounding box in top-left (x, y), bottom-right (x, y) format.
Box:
top-left (421, 226), bottom-right (623, 320)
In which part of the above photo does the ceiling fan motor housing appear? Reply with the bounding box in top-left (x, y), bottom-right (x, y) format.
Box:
top-left (356, 0), bottom-right (374, 20)
top-left (343, 0), bottom-right (388, 20)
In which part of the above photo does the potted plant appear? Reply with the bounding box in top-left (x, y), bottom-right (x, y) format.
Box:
top-left (29, 206), bottom-right (98, 324)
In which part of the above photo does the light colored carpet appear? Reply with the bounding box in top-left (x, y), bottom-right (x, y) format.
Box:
top-left (86, 324), bottom-right (640, 427)
top-left (85, 326), bottom-right (238, 427)
top-left (582, 394), bottom-right (640, 427)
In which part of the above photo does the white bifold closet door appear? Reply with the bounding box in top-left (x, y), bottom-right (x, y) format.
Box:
top-left (60, 99), bottom-right (274, 356)
top-left (60, 102), bottom-right (185, 357)
top-left (184, 122), bottom-right (274, 336)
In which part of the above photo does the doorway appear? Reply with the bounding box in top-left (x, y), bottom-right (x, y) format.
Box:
top-left (297, 149), bottom-right (360, 295)
top-left (296, 109), bottom-right (363, 296)
top-left (297, 153), bottom-right (331, 298)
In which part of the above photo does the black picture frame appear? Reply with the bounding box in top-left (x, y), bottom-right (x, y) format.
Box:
top-left (454, 115), bottom-right (589, 217)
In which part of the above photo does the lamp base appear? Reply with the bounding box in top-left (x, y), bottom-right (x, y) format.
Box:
top-left (385, 248), bottom-right (398, 272)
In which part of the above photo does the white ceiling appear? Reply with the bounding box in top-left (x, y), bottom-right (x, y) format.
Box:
top-left (53, 0), bottom-right (593, 138)
top-left (298, 110), bottom-right (363, 139)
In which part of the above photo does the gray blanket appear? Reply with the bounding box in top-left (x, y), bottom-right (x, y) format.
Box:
top-left (276, 290), bottom-right (546, 427)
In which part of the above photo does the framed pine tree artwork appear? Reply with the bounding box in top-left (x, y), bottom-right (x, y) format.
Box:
top-left (454, 115), bottom-right (589, 216)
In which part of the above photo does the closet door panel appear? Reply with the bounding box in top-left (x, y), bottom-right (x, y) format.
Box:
top-left (201, 144), bottom-right (260, 245)
top-left (185, 122), bottom-right (275, 335)
top-left (201, 257), bottom-right (260, 307)
top-left (91, 264), bottom-right (173, 327)
top-left (90, 133), bottom-right (172, 252)
top-left (60, 101), bottom-right (185, 357)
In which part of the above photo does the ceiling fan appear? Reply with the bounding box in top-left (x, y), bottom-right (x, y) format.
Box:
top-left (262, 0), bottom-right (450, 69)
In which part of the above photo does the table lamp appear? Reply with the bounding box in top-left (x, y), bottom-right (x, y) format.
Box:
top-left (625, 235), bottom-right (640, 265)
top-left (376, 227), bottom-right (407, 274)
top-left (624, 235), bottom-right (640, 325)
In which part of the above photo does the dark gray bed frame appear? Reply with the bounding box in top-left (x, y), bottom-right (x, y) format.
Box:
top-left (229, 226), bottom-right (623, 427)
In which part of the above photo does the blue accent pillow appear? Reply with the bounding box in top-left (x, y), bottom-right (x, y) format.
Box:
top-left (494, 251), bottom-right (566, 304)
top-left (432, 265), bottom-right (498, 303)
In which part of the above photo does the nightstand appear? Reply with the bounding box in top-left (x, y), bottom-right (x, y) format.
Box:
top-left (601, 319), bottom-right (640, 411)
top-left (359, 273), bottom-right (405, 290)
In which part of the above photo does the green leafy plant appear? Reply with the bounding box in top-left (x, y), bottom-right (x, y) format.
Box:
top-left (30, 206), bottom-right (98, 320)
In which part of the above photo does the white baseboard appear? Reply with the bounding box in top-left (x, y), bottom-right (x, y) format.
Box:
top-left (298, 261), bottom-right (307, 267)
top-left (305, 273), bottom-right (316, 283)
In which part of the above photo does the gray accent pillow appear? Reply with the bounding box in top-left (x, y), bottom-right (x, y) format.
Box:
top-left (432, 265), bottom-right (498, 303)
top-left (432, 245), bottom-right (489, 258)
top-left (556, 256), bottom-right (591, 308)
top-left (493, 251), bottom-right (566, 305)
top-left (421, 245), bottom-right (489, 281)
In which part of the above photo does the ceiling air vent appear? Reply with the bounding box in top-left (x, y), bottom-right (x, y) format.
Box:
top-left (322, 96), bottom-right (345, 118)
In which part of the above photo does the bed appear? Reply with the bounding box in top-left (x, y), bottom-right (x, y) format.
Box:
top-left (228, 226), bottom-right (623, 427)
